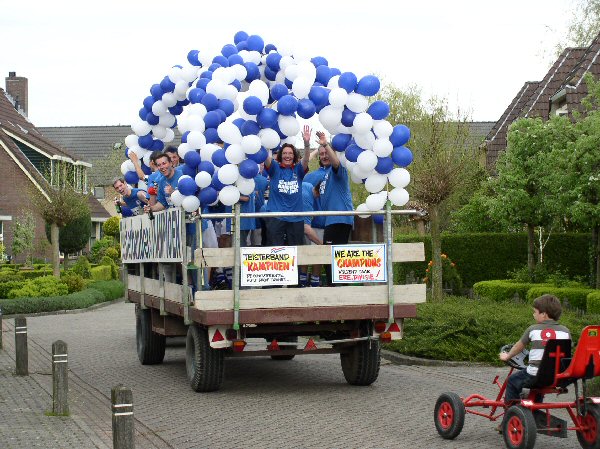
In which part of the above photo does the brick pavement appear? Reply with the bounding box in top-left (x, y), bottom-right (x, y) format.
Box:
top-left (0, 302), bottom-right (582, 448)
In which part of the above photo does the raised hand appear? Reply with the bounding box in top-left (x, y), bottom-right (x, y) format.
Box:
top-left (302, 124), bottom-right (312, 144)
top-left (316, 130), bottom-right (327, 145)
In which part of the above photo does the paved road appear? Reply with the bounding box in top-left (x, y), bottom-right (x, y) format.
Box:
top-left (0, 301), bottom-right (580, 448)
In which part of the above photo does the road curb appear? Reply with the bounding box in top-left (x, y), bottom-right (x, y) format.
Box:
top-left (381, 349), bottom-right (488, 367)
top-left (3, 297), bottom-right (127, 319)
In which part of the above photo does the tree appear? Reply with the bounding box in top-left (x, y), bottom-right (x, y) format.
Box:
top-left (45, 210), bottom-right (92, 271)
top-left (102, 216), bottom-right (120, 242)
top-left (556, 0), bottom-right (600, 55)
top-left (379, 85), bottom-right (481, 301)
top-left (90, 141), bottom-right (126, 187)
top-left (11, 212), bottom-right (35, 266)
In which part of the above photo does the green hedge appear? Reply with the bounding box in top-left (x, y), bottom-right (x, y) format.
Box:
top-left (526, 286), bottom-right (596, 311)
top-left (91, 265), bottom-right (112, 281)
top-left (0, 280), bottom-right (124, 315)
top-left (394, 233), bottom-right (591, 287)
top-left (473, 280), bottom-right (551, 302)
top-left (0, 281), bottom-right (25, 299)
top-left (587, 291), bottom-right (600, 314)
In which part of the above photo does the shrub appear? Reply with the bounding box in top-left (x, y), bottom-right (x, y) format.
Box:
top-left (0, 272), bottom-right (22, 283)
top-left (0, 280), bottom-right (25, 298)
top-left (90, 237), bottom-right (117, 264)
top-left (526, 286), bottom-right (595, 311)
top-left (71, 256), bottom-right (92, 279)
top-left (587, 291), bottom-right (600, 314)
top-left (100, 255), bottom-right (119, 280)
top-left (7, 275), bottom-right (69, 299)
top-left (88, 280), bottom-right (124, 300)
top-left (90, 265), bottom-right (112, 281)
top-left (423, 254), bottom-right (462, 294)
top-left (104, 247), bottom-right (120, 263)
top-left (102, 216), bottom-right (120, 240)
top-left (473, 280), bottom-right (550, 302)
top-left (18, 269), bottom-right (53, 280)
top-left (60, 272), bottom-right (86, 293)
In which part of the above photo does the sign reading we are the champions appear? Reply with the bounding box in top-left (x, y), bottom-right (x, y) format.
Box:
top-left (120, 208), bottom-right (183, 263)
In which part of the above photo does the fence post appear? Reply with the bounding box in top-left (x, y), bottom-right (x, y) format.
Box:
top-left (14, 316), bottom-right (28, 376)
top-left (112, 384), bottom-right (134, 449)
top-left (0, 306), bottom-right (3, 350)
top-left (52, 340), bottom-right (69, 415)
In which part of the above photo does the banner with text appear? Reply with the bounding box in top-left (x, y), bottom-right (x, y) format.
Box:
top-left (331, 244), bottom-right (387, 283)
top-left (120, 208), bottom-right (183, 263)
top-left (241, 246), bottom-right (298, 287)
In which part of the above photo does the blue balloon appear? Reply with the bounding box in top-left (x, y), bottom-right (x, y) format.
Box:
top-left (139, 107), bottom-right (149, 121)
top-left (181, 131), bottom-right (189, 143)
top-left (188, 88), bottom-right (206, 104)
top-left (257, 108), bottom-right (278, 129)
top-left (187, 50), bottom-right (201, 66)
top-left (168, 104), bottom-right (183, 115)
top-left (284, 77), bottom-right (293, 89)
top-left (234, 31), bottom-right (249, 44)
top-left (297, 99), bottom-right (316, 119)
top-left (212, 55), bottom-right (229, 67)
top-left (390, 125), bottom-right (411, 147)
top-left (211, 171), bottom-right (226, 190)
top-left (121, 206), bottom-right (133, 217)
top-left (236, 40), bottom-right (248, 51)
top-left (341, 107), bottom-right (356, 127)
top-left (345, 144), bottom-right (363, 162)
top-left (181, 164), bottom-right (196, 178)
top-left (228, 54), bottom-right (243, 66)
top-left (241, 120), bottom-right (260, 136)
top-left (246, 34), bottom-right (264, 52)
top-left (218, 99), bottom-right (235, 116)
top-left (199, 186), bottom-right (218, 206)
top-left (338, 72), bottom-right (358, 93)
top-left (243, 62), bottom-right (260, 82)
top-left (178, 177), bottom-right (198, 196)
top-left (215, 109), bottom-right (227, 124)
top-left (367, 101), bottom-right (390, 120)
top-left (141, 163), bottom-right (152, 175)
top-left (231, 79), bottom-right (242, 91)
top-left (208, 63), bottom-right (222, 72)
top-left (247, 146), bottom-right (268, 163)
top-left (204, 127), bottom-right (219, 144)
top-left (150, 84), bottom-right (163, 100)
top-left (331, 133), bottom-right (352, 151)
top-left (309, 86), bottom-right (329, 107)
top-left (391, 146), bottom-right (413, 167)
top-left (315, 65), bottom-right (332, 85)
top-left (232, 118), bottom-right (246, 130)
top-left (264, 66), bottom-right (277, 81)
top-left (311, 56), bottom-right (329, 67)
top-left (198, 160), bottom-right (215, 176)
top-left (143, 96), bottom-right (155, 110)
top-left (266, 52), bottom-right (282, 71)
top-left (146, 113), bottom-right (159, 126)
top-left (201, 93), bottom-right (219, 111)
top-left (138, 133), bottom-right (153, 149)
top-left (265, 43), bottom-right (277, 53)
top-left (221, 44), bottom-right (238, 58)
top-left (375, 156), bottom-right (394, 174)
top-left (239, 159), bottom-right (259, 179)
top-left (356, 75), bottom-right (381, 96)
top-left (199, 70), bottom-right (213, 80)
top-left (373, 214), bottom-right (384, 225)
top-left (277, 95), bottom-right (298, 115)
top-left (124, 170), bottom-right (139, 184)
top-left (330, 67), bottom-right (342, 77)
top-left (160, 76), bottom-right (175, 93)
top-left (212, 148), bottom-right (228, 167)
top-left (204, 110), bottom-right (221, 129)
top-left (196, 78), bottom-right (210, 90)
top-left (243, 96), bottom-right (263, 115)
top-left (270, 83), bottom-right (288, 101)
top-left (184, 150), bottom-right (201, 169)
top-left (150, 140), bottom-right (164, 151)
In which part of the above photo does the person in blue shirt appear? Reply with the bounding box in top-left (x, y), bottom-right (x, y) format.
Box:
top-left (113, 178), bottom-right (148, 216)
top-left (251, 171), bottom-right (269, 246)
top-left (315, 131), bottom-right (354, 286)
top-left (264, 125), bottom-right (311, 246)
top-left (299, 182), bottom-right (323, 287)
top-left (240, 191), bottom-right (256, 246)
top-left (144, 153), bottom-right (183, 211)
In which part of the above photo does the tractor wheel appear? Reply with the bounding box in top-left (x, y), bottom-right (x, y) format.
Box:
top-left (340, 339), bottom-right (380, 386)
top-left (186, 324), bottom-right (224, 392)
top-left (577, 404), bottom-right (600, 449)
top-left (136, 307), bottom-right (165, 365)
top-left (434, 392), bottom-right (465, 439)
top-left (503, 405), bottom-right (537, 449)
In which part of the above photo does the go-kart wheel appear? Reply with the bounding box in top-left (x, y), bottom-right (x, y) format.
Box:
top-left (434, 392), bottom-right (465, 439)
top-left (577, 404), bottom-right (600, 449)
top-left (503, 405), bottom-right (536, 449)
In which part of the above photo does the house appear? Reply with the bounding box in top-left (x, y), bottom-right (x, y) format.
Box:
top-left (0, 73), bottom-right (110, 262)
top-left (484, 32), bottom-right (600, 171)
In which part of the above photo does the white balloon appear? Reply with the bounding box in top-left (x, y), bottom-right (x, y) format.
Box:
top-left (151, 100), bottom-right (167, 116)
top-left (327, 75), bottom-right (340, 89)
top-left (186, 115), bottom-right (205, 132)
top-left (225, 144), bottom-right (245, 164)
top-left (285, 64), bottom-right (300, 82)
top-left (178, 143), bottom-right (192, 159)
top-left (353, 132), bottom-right (375, 151)
top-left (127, 145), bottom-right (143, 158)
top-left (356, 203), bottom-right (371, 218)
top-left (206, 79), bottom-right (227, 99)
top-left (389, 187), bottom-right (410, 207)
top-left (181, 65), bottom-right (200, 82)
top-left (174, 80), bottom-right (189, 97)
top-left (236, 176), bottom-right (255, 195)
top-left (151, 125), bottom-right (167, 140)
top-left (319, 106), bottom-right (343, 131)
top-left (163, 128), bottom-right (175, 143)
top-left (187, 131), bottom-right (206, 149)
top-left (373, 138), bottom-right (393, 157)
top-left (120, 160), bottom-right (135, 175)
top-left (357, 150), bottom-right (378, 172)
top-left (161, 92), bottom-right (177, 108)
top-left (219, 185), bottom-right (241, 206)
top-left (282, 136), bottom-right (296, 145)
top-left (168, 66), bottom-right (183, 83)
top-left (346, 93), bottom-right (369, 113)
top-left (195, 171), bottom-right (212, 188)
top-left (352, 163), bottom-right (372, 181)
top-left (365, 172), bottom-right (388, 193)
top-left (217, 164), bottom-right (240, 185)
top-left (249, 80), bottom-right (269, 105)
top-left (221, 85), bottom-right (239, 101)
top-left (232, 64), bottom-right (247, 81)
top-left (278, 115), bottom-right (300, 136)
top-left (350, 170), bottom-right (364, 184)
top-left (187, 103), bottom-right (207, 117)
top-left (296, 60), bottom-right (316, 82)
top-left (279, 55), bottom-right (295, 70)
top-left (329, 88), bottom-right (349, 108)
top-left (132, 119), bottom-right (151, 136)
top-left (200, 143), bottom-right (219, 161)
top-left (182, 194), bottom-right (200, 212)
top-left (388, 168), bottom-right (411, 188)
top-left (353, 112), bottom-right (374, 134)
top-left (217, 122), bottom-right (242, 144)
top-left (246, 51), bottom-right (262, 65)
top-left (142, 152), bottom-right (152, 167)
top-left (241, 135), bottom-right (262, 154)
top-left (158, 114), bottom-right (176, 128)
top-left (125, 134), bottom-right (139, 148)
top-left (171, 190), bottom-right (184, 207)
top-left (366, 192), bottom-right (387, 211)
top-left (292, 76), bottom-right (312, 99)
top-left (259, 128), bottom-right (281, 149)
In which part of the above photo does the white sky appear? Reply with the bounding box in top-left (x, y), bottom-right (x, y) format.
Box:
top-left (1, 0), bottom-right (575, 127)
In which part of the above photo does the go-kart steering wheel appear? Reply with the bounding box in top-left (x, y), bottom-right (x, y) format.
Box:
top-left (500, 344), bottom-right (529, 370)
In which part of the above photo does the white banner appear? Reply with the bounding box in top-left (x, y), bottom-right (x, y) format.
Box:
top-left (120, 208), bottom-right (183, 263)
top-left (331, 244), bottom-right (387, 284)
top-left (240, 246), bottom-right (298, 287)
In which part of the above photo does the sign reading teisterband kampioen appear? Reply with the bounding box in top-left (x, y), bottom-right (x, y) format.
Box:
top-left (240, 246), bottom-right (298, 287)
top-left (120, 208), bottom-right (183, 263)
top-left (331, 244), bottom-right (387, 284)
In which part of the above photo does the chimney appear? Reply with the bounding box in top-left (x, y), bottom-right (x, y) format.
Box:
top-left (5, 72), bottom-right (28, 116)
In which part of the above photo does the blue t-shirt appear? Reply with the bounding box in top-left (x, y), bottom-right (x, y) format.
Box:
top-left (304, 167), bottom-right (327, 188)
top-left (302, 182), bottom-right (316, 225)
top-left (157, 169), bottom-right (183, 208)
top-left (253, 174), bottom-right (269, 227)
top-left (123, 188), bottom-right (146, 215)
top-left (319, 164), bottom-right (354, 227)
top-left (240, 193), bottom-right (257, 231)
top-left (265, 160), bottom-right (305, 222)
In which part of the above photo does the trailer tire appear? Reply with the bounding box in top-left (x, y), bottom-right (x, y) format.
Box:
top-left (136, 307), bottom-right (166, 365)
top-left (186, 324), bottom-right (224, 392)
top-left (340, 339), bottom-right (380, 386)
top-left (271, 336), bottom-right (298, 361)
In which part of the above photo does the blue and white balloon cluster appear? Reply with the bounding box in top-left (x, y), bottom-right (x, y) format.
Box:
top-left (120, 31), bottom-right (413, 213)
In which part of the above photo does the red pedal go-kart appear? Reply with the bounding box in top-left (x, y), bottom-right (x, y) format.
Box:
top-left (434, 325), bottom-right (600, 449)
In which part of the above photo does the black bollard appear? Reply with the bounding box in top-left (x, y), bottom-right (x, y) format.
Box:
top-left (52, 340), bottom-right (69, 415)
top-left (14, 316), bottom-right (28, 376)
top-left (111, 384), bottom-right (134, 449)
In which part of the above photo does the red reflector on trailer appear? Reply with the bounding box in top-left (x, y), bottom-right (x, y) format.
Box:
top-left (267, 339), bottom-right (280, 351)
top-left (380, 332), bottom-right (392, 343)
top-left (374, 321), bottom-right (387, 333)
top-left (304, 338), bottom-right (318, 351)
top-left (232, 340), bottom-right (246, 352)
top-left (387, 322), bottom-right (401, 333)
top-left (212, 329), bottom-right (225, 343)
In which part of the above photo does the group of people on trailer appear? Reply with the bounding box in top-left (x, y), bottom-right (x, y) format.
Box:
top-left (113, 126), bottom-right (355, 289)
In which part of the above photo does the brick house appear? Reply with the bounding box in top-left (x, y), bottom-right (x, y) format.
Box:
top-left (0, 73), bottom-right (110, 262)
top-left (484, 33), bottom-right (600, 171)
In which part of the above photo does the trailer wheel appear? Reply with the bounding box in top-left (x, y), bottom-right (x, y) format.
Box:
top-left (271, 336), bottom-right (298, 361)
top-left (340, 339), bottom-right (380, 386)
top-left (136, 307), bottom-right (165, 365)
top-left (434, 392), bottom-right (465, 439)
top-left (186, 324), bottom-right (224, 392)
top-left (577, 404), bottom-right (600, 449)
top-left (503, 405), bottom-right (536, 449)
